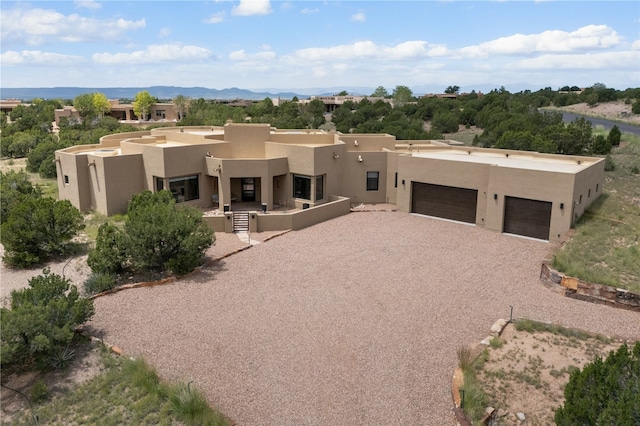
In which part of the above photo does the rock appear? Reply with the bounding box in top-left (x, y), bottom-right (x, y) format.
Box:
top-left (497, 408), bottom-right (508, 417)
top-left (481, 335), bottom-right (493, 345)
top-left (491, 318), bottom-right (508, 335)
top-left (485, 406), bottom-right (495, 415)
top-left (517, 412), bottom-right (526, 421)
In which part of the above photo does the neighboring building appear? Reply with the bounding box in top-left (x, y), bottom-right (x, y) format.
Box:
top-left (53, 100), bottom-right (180, 125)
top-left (0, 99), bottom-right (31, 114)
top-left (308, 95), bottom-right (392, 112)
top-left (55, 123), bottom-right (604, 241)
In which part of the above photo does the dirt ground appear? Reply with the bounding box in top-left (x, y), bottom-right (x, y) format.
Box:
top-left (558, 100), bottom-right (640, 124)
top-left (476, 323), bottom-right (628, 425)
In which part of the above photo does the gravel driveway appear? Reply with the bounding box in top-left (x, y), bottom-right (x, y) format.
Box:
top-left (90, 212), bottom-right (640, 425)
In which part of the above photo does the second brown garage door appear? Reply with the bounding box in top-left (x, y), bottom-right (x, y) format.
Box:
top-left (411, 182), bottom-right (478, 223)
top-left (503, 196), bottom-right (552, 240)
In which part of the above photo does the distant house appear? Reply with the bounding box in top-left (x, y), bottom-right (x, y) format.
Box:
top-left (308, 95), bottom-right (393, 113)
top-left (55, 123), bottom-right (603, 241)
top-left (54, 100), bottom-right (180, 126)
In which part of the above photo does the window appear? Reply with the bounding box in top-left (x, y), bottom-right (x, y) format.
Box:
top-left (315, 175), bottom-right (324, 201)
top-left (588, 188), bottom-right (591, 198)
top-left (367, 171), bottom-right (379, 191)
top-left (394, 172), bottom-right (398, 188)
top-left (579, 194), bottom-right (583, 204)
top-left (155, 176), bottom-right (164, 192)
top-left (64, 175), bottom-right (69, 184)
top-left (155, 109), bottom-right (166, 118)
top-left (169, 175), bottom-right (199, 202)
top-left (596, 183), bottom-right (599, 193)
top-left (293, 174), bottom-right (312, 200)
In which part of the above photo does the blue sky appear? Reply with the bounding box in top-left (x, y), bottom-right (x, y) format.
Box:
top-left (1, 1), bottom-right (639, 94)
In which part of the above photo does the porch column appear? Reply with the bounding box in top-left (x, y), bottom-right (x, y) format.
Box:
top-left (261, 174), bottom-right (272, 210)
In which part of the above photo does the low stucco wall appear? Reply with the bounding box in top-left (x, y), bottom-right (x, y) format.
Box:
top-left (256, 196), bottom-right (351, 232)
top-left (539, 263), bottom-right (640, 311)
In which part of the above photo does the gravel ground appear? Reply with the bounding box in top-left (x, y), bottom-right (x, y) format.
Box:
top-left (89, 212), bottom-right (639, 425)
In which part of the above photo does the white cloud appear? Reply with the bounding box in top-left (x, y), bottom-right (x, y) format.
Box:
top-left (351, 12), bottom-right (366, 23)
top-left (231, 0), bottom-right (272, 16)
top-left (75, 1), bottom-right (102, 10)
top-left (0, 50), bottom-right (85, 65)
top-left (92, 44), bottom-right (213, 64)
top-left (301, 8), bottom-right (319, 14)
top-left (158, 27), bottom-right (171, 38)
top-left (204, 12), bottom-right (225, 24)
top-left (509, 50), bottom-right (640, 70)
top-left (293, 40), bottom-right (435, 62)
top-left (0, 7), bottom-right (145, 45)
top-left (631, 40), bottom-right (640, 50)
top-left (458, 25), bottom-right (622, 58)
top-left (229, 49), bottom-right (276, 62)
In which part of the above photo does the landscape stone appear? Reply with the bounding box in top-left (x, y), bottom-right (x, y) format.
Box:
top-left (490, 318), bottom-right (507, 335)
top-left (517, 412), bottom-right (526, 421)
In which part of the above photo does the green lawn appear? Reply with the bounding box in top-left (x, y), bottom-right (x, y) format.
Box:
top-left (553, 135), bottom-right (640, 293)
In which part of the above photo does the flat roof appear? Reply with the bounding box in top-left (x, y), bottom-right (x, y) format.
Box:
top-left (412, 150), bottom-right (590, 173)
top-left (187, 130), bottom-right (225, 136)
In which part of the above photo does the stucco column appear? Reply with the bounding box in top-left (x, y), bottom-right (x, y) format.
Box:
top-left (220, 175), bottom-right (231, 210)
top-left (261, 175), bottom-right (272, 210)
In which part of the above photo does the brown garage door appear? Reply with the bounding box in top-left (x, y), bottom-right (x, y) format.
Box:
top-left (503, 196), bottom-right (552, 240)
top-left (411, 182), bottom-right (477, 224)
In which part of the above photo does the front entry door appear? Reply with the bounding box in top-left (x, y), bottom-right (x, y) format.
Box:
top-left (241, 178), bottom-right (255, 202)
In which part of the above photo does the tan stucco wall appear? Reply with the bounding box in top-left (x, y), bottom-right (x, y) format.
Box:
top-left (56, 125), bottom-right (604, 241)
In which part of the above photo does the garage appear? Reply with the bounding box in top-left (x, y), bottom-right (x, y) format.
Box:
top-left (503, 196), bottom-right (552, 240)
top-left (411, 182), bottom-right (477, 224)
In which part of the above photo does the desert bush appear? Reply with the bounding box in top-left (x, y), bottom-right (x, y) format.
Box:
top-left (0, 269), bottom-right (94, 370)
top-left (88, 191), bottom-right (214, 276)
top-left (30, 380), bottom-right (49, 403)
top-left (555, 342), bottom-right (640, 425)
top-left (604, 154), bottom-right (616, 171)
top-left (83, 272), bottom-right (118, 296)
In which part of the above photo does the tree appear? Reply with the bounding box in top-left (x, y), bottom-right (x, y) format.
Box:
top-left (371, 86), bottom-right (389, 97)
top-left (0, 170), bottom-right (41, 222)
top-left (336, 90), bottom-right (349, 96)
top-left (1, 197), bottom-right (84, 268)
top-left (133, 90), bottom-right (155, 121)
top-left (555, 342), bottom-right (640, 425)
top-left (173, 94), bottom-right (190, 120)
top-left (445, 85), bottom-right (460, 95)
top-left (392, 85), bottom-right (414, 107)
top-left (591, 134), bottom-right (612, 155)
top-left (73, 93), bottom-right (97, 123)
top-left (0, 269), bottom-right (94, 369)
top-left (93, 92), bottom-right (111, 118)
top-left (431, 111), bottom-right (459, 133)
top-left (88, 190), bottom-right (215, 275)
top-left (608, 125), bottom-right (621, 147)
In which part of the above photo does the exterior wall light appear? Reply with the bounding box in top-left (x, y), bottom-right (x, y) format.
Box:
top-left (358, 155), bottom-right (363, 162)
top-left (354, 140), bottom-right (359, 146)
top-left (560, 203), bottom-right (564, 210)
top-left (494, 193), bottom-right (498, 200)
top-left (333, 152), bottom-right (340, 159)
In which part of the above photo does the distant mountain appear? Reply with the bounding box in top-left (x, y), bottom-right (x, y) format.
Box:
top-left (0, 86), bottom-right (312, 101)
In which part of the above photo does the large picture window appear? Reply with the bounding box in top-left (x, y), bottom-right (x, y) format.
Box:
top-left (293, 174), bottom-right (312, 200)
top-left (367, 171), bottom-right (379, 191)
top-left (169, 175), bottom-right (199, 202)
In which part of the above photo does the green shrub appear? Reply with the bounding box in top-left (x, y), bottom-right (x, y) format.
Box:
top-left (169, 382), bottom-right (225, 425)
top-left (555, 342), bottom-right (640, 425)
top-left (631, 165), bottom-right (639, 175)
top-left (30, 379), bottom-right (49, 403)
top-left (0, 197), bottom-right (84, 268)
top-left (0, 269), bottom-right (94, 370)
top-left (604, 154), bottom-right (616, 171)
top-left (84, 272), bottom-right (118, 295)
top-left (88, 191), bottom-right (214, 276)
